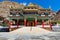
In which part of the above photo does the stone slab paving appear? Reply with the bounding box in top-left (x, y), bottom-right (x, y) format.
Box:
top-left (0, 32), bottom-right (60, 40)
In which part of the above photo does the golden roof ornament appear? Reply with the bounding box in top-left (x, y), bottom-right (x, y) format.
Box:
top-left (28, 2), bottom-right (36, 6)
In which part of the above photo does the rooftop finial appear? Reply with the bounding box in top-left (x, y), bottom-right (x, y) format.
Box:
top-left (28, 2), bottom-right (35, 6)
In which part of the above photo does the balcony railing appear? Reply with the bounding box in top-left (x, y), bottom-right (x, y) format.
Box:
top-left (41, 15), bottom-right (45, 16)
top-left (48, 15), bottom-right (52, 16)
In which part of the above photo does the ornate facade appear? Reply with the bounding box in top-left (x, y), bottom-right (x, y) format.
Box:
top-left (9, 3), bottom-right (55, 26)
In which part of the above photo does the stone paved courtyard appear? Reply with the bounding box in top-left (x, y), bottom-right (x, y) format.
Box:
top-left (0, 32), bottom-right (60, 40)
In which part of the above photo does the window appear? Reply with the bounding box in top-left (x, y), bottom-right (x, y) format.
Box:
top-left (38, 14), bottom-right (41, 16)
top-left (45, 12), bottom-right (49, 16)
top-left (31, 7), bottom-right (33, 9)
top-left (34, 7), bottom-right (37, 9)
top-left (10, 12), bottom-right (16, 15)
top-left (41, 15), bottom-right (45, 16)
top-left (24, 7), bottom-right (26, 9)
top-left (28, 7), bottom-right (30, 9)
top-left (48, 14), bottom-right (51, 16)
top-left (41, 13), bottom-right (44, 15)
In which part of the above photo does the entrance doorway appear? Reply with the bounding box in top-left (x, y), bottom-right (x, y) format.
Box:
top-left (27, 21), bottom-right (34, 26)
top-left (26, 18), bottom-right (35, 26)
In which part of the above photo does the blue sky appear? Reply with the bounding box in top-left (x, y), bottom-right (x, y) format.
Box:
top-left (0, 0), bottom-right (60, 12)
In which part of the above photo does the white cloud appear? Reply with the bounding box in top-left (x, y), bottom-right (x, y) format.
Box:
top-left (20, 3), bottom-right (27, 6)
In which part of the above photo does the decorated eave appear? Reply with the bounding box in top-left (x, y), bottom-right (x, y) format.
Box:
top-left (23, 7), bottom-right (38, 12)
top-left (24, 6), bottom-right (38, 9)
top-left (24, 5), bottom-right (38, 9)
top-left (23, 2), bottom-right (43, 11)
top-left (10, 8), bottom-right (23, 13)
top-left (38, 9), bottom-right (51, 14)
top-left (28, 2), bottom-right (43, 9)
top-left (23, 6), bottom-right (38, 12)
top-left (9, 8), bottom-right (24, 18)
top-left (10, 8), bottom-right (23, 11)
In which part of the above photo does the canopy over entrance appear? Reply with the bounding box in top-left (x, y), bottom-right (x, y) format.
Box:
top-left (26, 18), bottom-right (35, 21)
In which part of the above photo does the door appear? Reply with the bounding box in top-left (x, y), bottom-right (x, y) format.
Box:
top-left (27, 21), bottom-right (34, 26)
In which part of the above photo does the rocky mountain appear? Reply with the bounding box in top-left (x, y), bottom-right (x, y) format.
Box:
top-left (0, 1), bottom-right (24, 17)
top-left (53, 10), bottom-right (60, 21)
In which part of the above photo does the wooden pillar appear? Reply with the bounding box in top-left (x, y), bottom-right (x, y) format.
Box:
top-left (50, 20), bottom-right (52, 29)
top-left (34, 18), bottom-right (37, 26)
top-left (24, 19), bottom-right (26, 26)
top-left (42, 20), bottom-right (44, 28)
top-left (9, 21), bottom-right (12, 32)
top-left (17, 19), bottom-right (18, 28)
